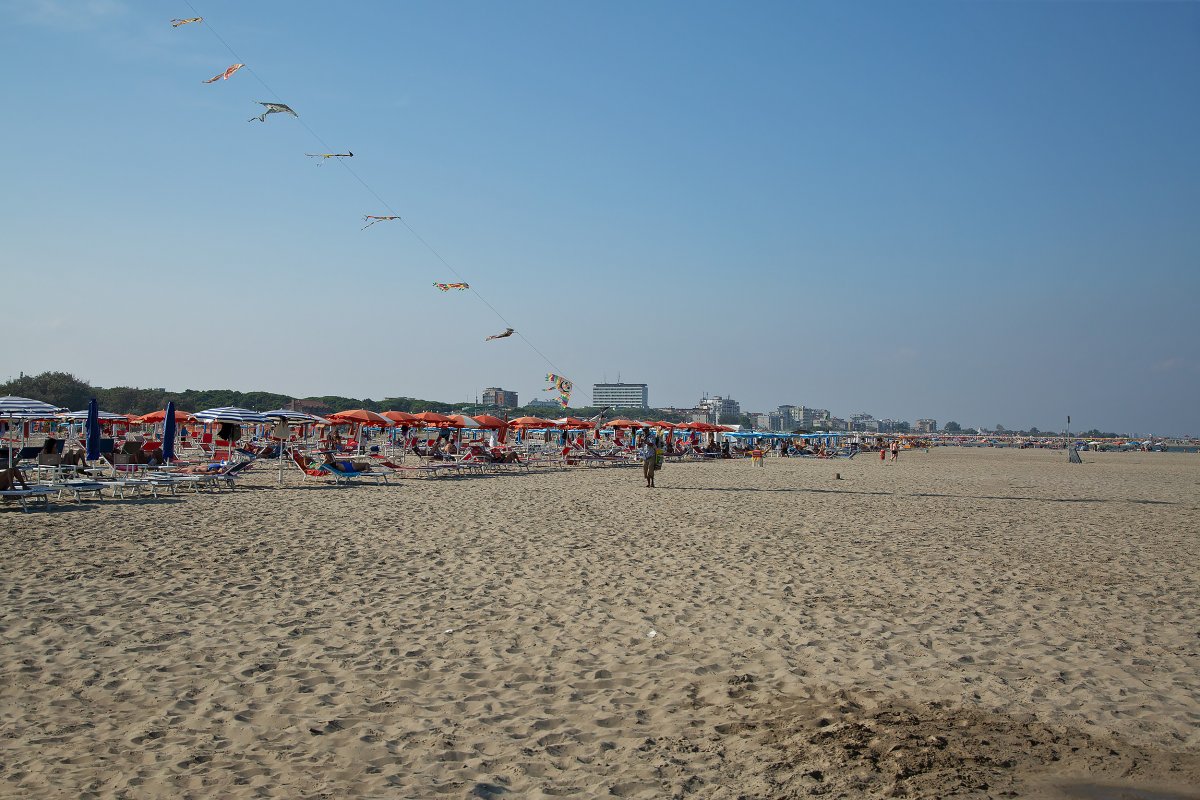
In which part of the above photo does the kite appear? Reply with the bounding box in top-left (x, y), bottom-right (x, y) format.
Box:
top-left (434, 282), bottom-right (469, 291)
top-left (545, 373), bottom-right (574, 408)
top-left (306, 152), bottom-right (353, 164)
top-left (171, 17), bottom-right (202, 27)
top-left (249, 102), bottom-right (298, 123)
top-left (485, 328), bottom-right (514, 342)
top-left (362, 215), bottom-right (401, 230)
top-left (203, 64), bottom-right (244, 84)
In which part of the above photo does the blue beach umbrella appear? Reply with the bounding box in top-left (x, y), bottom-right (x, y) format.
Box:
top-left (163, 401), bottom-right (177, 462)
top-left (85, 398), bottom-right (101, 462)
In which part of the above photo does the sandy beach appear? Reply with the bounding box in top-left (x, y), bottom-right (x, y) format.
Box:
top-left (2, 449), bottom-right (1198, 799)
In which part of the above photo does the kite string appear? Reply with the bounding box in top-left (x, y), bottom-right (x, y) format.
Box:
top-left (180, 0), bottom-right (564, 378)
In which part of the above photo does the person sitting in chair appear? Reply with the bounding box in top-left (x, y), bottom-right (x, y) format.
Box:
top-left (1, 467), bottom-right (30, 491)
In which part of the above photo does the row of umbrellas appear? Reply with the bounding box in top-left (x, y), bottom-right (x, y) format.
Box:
top-left (3, 396), bottom-right (733, 452)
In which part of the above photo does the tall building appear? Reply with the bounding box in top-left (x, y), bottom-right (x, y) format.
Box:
top-left (849, 413), bottom-right (879, 432)
top-left (915, 418), bottom-right (937, 434)
top-left (592, 382), bottom-right (648, 409)
top-left (796, 407), bottom-right (831, 430)
top-left (482, 387), bottom-right (519, 409)
top-left (777, 405), bottom-right (797, 429)
top-left (696, 395), bottom-right (740, 424)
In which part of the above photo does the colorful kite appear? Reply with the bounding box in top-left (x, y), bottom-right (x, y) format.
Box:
top-left (434, 282), bottom-right (469, 291)
top-left (171, 17), bottom-right (202, 27)
top-left (249, 102), bottom-right (298, 123)
top-left (203, 64), bottom-right (244, 84)
top-left (545, 373), bottom-right (574, 408)
top-left (362, 215), bottom-right (401, 230)
top-left (306, 152), bottom-right (353, 164)
top-left (485, 328), bottom-right (514, 342)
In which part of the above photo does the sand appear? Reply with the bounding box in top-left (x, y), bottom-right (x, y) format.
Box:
top-left (1, 449), bottom-right (1198, 799)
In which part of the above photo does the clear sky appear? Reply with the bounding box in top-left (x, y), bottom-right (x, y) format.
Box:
top-left (2, 0), bottom-right (1197, 434)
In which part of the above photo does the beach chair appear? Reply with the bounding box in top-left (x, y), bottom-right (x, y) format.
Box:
top-left (47, 479), bottom-right (107, 502)
top-left (0, 486), bottom-right (55, 512)
top-left (321, 459), bottom-right (390, 485)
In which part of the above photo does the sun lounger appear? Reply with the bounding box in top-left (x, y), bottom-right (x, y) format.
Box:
top-left (325, 460), bottom-right (390, 485)
top-left (48, 480), bottom-right (107, 502)
top-left (0, 486), bottom-right (54, 512)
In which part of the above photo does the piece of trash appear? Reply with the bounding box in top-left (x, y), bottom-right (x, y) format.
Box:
top-left (444, 629), bottom-right (454, 634)
top-left (647, 630), bottom-right (657, 638)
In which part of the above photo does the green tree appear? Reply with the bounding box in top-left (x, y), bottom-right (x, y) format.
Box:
top-left (943, 421), bottom-right (961, 432)
top-left (0, 371), bottom-right (95, 410)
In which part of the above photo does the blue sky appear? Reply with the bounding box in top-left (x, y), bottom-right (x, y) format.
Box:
top-left (2, 0), bottom-right (1197, 434)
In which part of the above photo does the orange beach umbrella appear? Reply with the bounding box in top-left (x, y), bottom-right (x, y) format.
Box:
top-left (327, 409), bottom-right (393, 427)
top-left (411, 411), bottom-right (456, 427)
top-left (136, 409), bottom-right (192, 423)
top-left (507, 416), bottom-right (555, 429)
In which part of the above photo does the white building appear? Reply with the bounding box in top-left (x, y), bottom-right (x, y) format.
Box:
top-left (592, 382), bottom-right (649, 409)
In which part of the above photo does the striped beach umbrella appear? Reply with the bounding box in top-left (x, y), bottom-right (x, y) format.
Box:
top-left (1, 396), bottom-right (65, 466)
top-left (263, 409), bottom-right (331, 424)
top-left (59, 409), bottom-right (129, 422)
top-left (191, 407), bottom-right (270, 424)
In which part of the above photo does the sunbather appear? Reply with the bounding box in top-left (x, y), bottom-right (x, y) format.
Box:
top-left (1, 467), bottom-right (30, 491)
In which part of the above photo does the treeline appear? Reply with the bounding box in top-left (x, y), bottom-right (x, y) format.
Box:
top-left (0, 372), bottom-right (464, 416)
top-left (0, 371), bottom-right (696, 421)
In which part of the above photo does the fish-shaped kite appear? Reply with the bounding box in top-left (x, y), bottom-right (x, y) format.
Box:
top-left (171, 17), bottom-right (202, 27)
top-left (306, 152), bottom-right (353, 164)
top-left (434, 282), bottom-right (469, 291)
top-left (362, 215), bottom-right (401, 230)
top-left (203, 64), bottom-right (244, 84)
top-left (485, 328), bottom-right (515, 342)
top-left (249, 102), bottom-right (298, 123)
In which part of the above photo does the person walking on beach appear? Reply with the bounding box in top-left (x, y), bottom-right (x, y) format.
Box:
top-left (890, 440), bottom-right (900, 461)
top-left (641, 434), bottom-right (658, 488)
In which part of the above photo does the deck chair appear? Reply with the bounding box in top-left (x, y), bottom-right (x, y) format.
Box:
top-left (1, 486), bottom-right (55, 511)
top-left (322, 459), bottom-right (390, 485)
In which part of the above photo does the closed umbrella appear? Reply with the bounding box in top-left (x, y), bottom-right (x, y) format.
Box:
top-left (85, 398), bottom-right (101, 462)
top-left (162, 401), bottom-right (177, 462)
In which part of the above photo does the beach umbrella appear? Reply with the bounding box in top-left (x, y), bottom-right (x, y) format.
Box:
top-left (448, 414), bottom-right (481, 428)
top-left (192, 407), bottom-right (270, 424)
top-left (85, 398), bottom-right (101, 462)
top-left (162, 401), bottom-right (177, 463)
top-left (471, 414), bottom-right (508, 430)
top-left (508, 416), bottom-right (555, 429)
top-left (604, 419), bottom-right (645, 429)
top-left (192, 407), bottom-right (269, 451)
top-left (327, 409), bottom-right (393, 455)
top-left (381, 410), bottom-right (419, 425)
top-left (136, 408), bottom-right (192, 424)
top-left (328, 409), bottom-right (393, 427)
top-left (410, 411), bottom-right (456, 427)
top-left (58, 409), bottom-right (127, 422)
top-left (553, 417), bottom-right (595, 429)
top-left (263, 409), bottom-right (331, 424)
top-left (264, 409), bottom-right (329, 484)
top-left (1, 396), bottom-right (65, 466)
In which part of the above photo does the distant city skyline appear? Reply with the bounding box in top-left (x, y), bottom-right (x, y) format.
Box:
top-left (3, 2), bottom-right (1195, 435)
